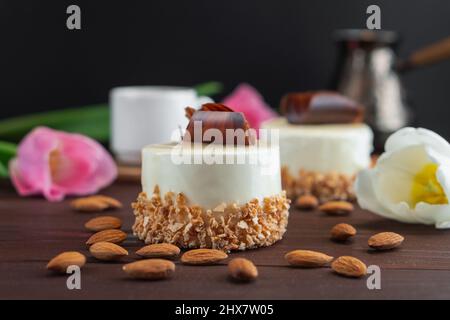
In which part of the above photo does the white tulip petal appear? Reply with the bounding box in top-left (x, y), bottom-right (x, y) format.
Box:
top-left (374, 144), bottom-right (430, 205)
top-left (355, 127), bottom-right (450, 229)
top-left (389, 202), bottom-right (431, 224)
top-left (414, 203), bottom-right (450, 229)
top-left (355, 170), bottom-right (397, 220)
top-left (436, 220), bottom-right (450, 229)
top-left (436, 164), bottom-right (450, 201)
top-left (385, 127), bottom-right (450, 158)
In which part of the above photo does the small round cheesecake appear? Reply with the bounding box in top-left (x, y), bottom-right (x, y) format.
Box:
top-left (262, 117), bottom-right (373, 202)
top-left (132, 142), bottom-right (289, 251)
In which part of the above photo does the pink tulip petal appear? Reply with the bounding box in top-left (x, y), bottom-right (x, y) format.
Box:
top-left (222, 83), bottom-right (277, 130)
top-left (9, 126), bottom-right (117, 202)
top-left (9, 158), bottom-right (40, 196)
top-left (53, 132), bottom-right (118, 195)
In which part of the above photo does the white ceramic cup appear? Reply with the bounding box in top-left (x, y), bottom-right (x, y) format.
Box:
top-left (110, 86), bottom-right (211, 164)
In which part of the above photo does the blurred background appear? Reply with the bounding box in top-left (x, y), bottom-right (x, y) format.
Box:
top-left (0, 0), bottom-right (449, 137)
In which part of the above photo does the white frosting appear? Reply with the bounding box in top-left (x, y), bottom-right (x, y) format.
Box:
top-left (141, 142), bottom-right (281, 209)
top-left (261, 117), bottom-right (373, 175)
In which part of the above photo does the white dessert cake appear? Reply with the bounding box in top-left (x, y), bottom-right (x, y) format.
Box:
top-left (132, 104), bottom-right (289, 251)
top-left (262, 118), bottom-right (373, 175)
top-left (262, 91), bottom-right (374, 202)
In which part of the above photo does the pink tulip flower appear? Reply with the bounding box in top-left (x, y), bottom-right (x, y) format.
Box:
top-left (222, 83), bottom-right (277, 130)
top-left (9, 127), bottom-right (117, 201)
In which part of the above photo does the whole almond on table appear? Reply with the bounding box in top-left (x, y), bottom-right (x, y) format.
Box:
top-left (330, 223), bottom-right (357, 241)
top-left (136, 243), bottom-right (180, 259)
top-left (295, 194), bottom-right (319, 210)
top-left (228, 258), bottom-right (258, 281)
top-left (70, 195), bottom-right (122, 212)
top-left (84, 216), bottom-right (122, 232)
top-left (181, 249), bottom-right (228, 265)
top-left (285, 250), bottom-right (333, 267)
top-left (86, 229), bottom-right (127, 245)
top-left (89, 242), bottom-right (128, 261)
top-left (368, 232), bottom-right (404, 250)
top-left (46, 251), bottom-right (86, 273)
top-left (123, 259), bottom-right (175, 280)
top-left (319, 201), bottom-right (354, 215)
top-left (331, 256), bottom-right (367, 278)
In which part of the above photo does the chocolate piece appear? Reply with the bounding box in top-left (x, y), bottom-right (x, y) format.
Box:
top-left (199, 103), bottom-right (234, 112)
top-left (184, 111), bottom-right (253, 145)
top-left (280, 91), bottom-right (364, 124)
top-left (184, 102), bottom-right (234, 120)
top-left (185, 107), bottom-right (196, 120)
top-left (185, 103), bottom-right (234, 121)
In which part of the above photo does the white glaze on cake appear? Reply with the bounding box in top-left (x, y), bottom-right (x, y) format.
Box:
top-left (141, 142), bottom-right (281, 209)
top-left (262, 117), bottom-right (373, 175)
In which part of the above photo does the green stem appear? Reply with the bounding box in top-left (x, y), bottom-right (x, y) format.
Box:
top-left (194, 81), bottom-right (224, 97)
top-left (0, 104), bottom-right (109, 143)
top-left (0, 141), bottom-right (17, 178)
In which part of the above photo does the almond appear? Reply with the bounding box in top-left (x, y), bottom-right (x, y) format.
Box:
top-left (89, 242), bottom-right (128, 261)
top-left (330, 223), bottom-right (357, 241)
top-left (181, 249), bottom-right (228, 265)
top-left (71, 195), bottom-right (122, 212)
top-left (84, 216), bottom-right (122, 232)
top-left (122, 259), bottom-right (175, 280)
top-left (331, 256), bottom-right (367, 278)
top-left (284, 250), bottom-right (333, 267)
top-left (46, 251), bottom-right (86, 273)
top-left (92, 195), bottom-right (123, 209)
top-left (71, 197), bottom-right (108, 212)
top-left (136, 243), bottom-right (180, 259)
top-left (86, 229), bottom-right (127, 245)
top-left (295, 194), bottom-right (319, 210)
top-left (228, 258), bottom-right (258, 281)
top-left (368, 232), bottom-right (404, 250)
top-left (319, 201), bottom-right (354, 215)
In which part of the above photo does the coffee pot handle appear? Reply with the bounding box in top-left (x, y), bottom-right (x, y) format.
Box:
top-left (398, 36), bottom-right (450, 71)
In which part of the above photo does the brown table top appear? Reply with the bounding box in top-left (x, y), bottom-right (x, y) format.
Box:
top-left (1, 180), bottom-right (450, 300)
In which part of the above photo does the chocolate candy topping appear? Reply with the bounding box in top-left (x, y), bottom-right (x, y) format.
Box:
top-left (280, 91), bottom-right (364, 124)
top-left (183, 103), bottom-right (253, 145)
top-left (185, 103), bottom-right (234, 120)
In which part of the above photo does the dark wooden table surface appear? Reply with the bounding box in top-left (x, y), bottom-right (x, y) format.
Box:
top-left (2, 180), bottom-right (450, 300)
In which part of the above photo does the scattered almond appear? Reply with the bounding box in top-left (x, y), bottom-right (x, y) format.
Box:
top-left (331, 256), bottom-right (367, 278)
top-left (319, 201), bottom-right (354, 215)
top-left (228, 258), bottom-right (258, 281)
top-left (84, 216), bottom-right (122, 232)
top-left (92, 195), bottom-right (122, 209)
top-left (295, 194), bottom-right (319, 210)
top-left (89, 242), bottom-right (128, 261)
top-left (284, 250), bottom-right (333, 267)
top-left (136, 243), bottom-right (180, 259)
top-left (46, 251), bottom-right (86, 273)
top-left (330, 223), bottom-right (357, 241)
top-left (86, 229), bottom-right (127, 245)
top-left (71, 195), bottom-right (122, 212)
top-left (71, 197), bottom-right (108, 212)
top-left (368, 232), bottom-right (404, 250)
top-left (122, 259), bottom-right (175, 280)
top-left (181, 249), bottom-right (228, 265)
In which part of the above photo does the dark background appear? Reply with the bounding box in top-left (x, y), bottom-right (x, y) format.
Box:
top-left (1, 1), bottom-right (450, 137)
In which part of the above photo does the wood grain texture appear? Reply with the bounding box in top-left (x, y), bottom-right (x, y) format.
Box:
top-left (1, 181), bottom-right (450, 299)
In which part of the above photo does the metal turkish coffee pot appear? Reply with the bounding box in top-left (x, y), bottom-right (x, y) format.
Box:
top-left (331, 29), bottom-right (450, 150)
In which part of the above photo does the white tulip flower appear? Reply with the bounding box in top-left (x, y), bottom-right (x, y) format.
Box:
top-left (355, 127), bottom-right (450, 229)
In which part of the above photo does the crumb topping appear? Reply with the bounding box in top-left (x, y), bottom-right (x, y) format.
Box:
top-left (132, 188), bottom-right (290, 252)
top-left (282, 166), bottom-right (355, 203)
